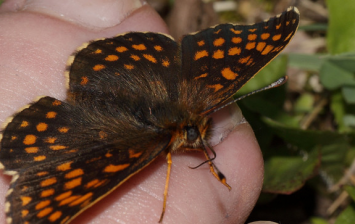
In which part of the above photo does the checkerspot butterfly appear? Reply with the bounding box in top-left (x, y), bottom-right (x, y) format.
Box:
top-left (0, 7), bottom-right (299, 224)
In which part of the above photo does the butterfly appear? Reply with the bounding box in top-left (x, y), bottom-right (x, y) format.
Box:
top-left (0, 7), bottom-right (299, 224)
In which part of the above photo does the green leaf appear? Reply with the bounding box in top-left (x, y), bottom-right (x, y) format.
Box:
top-left (326, 0), bottom-right (355, 54)
top-left (319, 60), bottom-right (355, 90)
top-left (294, 93), bottom-right (314, 113)
top-left (345, 185), bottom-right (355, 202)
top-left (344, 114), bottom-right (355, 127)
top-left (288, 53), bottom-right (324, 71)
top-left (261, 119), bottom-right (349, 193)
top-left (310, 217), bottom-right (329, 224)
top-left (342, 86), bottom-right (355, 104)
top-left (330, 92), bottom-right (350, 132)
top-left (263, 147), bottom-right (319, 194)
top-left (335, 203), bottom-right (355, 224)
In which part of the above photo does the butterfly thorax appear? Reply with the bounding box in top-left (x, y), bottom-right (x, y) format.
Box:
top-left (132, 101), bottom-right (213, 153)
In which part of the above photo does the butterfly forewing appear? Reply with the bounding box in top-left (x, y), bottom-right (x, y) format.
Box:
top-left (67, 32), bottom-right (181, 107)
top-left (180, 7), bottom-right (299, 114)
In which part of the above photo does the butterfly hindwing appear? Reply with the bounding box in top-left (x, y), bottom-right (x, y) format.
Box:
top-left (180, 7), bottom-right (299, 114)
top-left (0, 97), bottom-right (171, 223)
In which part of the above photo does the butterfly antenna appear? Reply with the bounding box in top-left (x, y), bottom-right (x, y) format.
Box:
top-left (212, 76), bottom-right (288, 114)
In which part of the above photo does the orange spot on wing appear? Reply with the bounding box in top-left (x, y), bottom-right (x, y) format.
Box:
top-left (64, 177), bottom-right (82, 190)
top-left (212, 49), bottom-right (224, 59)
top-left (105, 152), bottom-right (112, 157)
top-left (272, 45), bottom-right (284, 53)
top-left (52, 100), bottom-right (61, 106)
top-left (21, 196), bottom-right (32, 206)
top-left (286, 21), bottom-right (290, 26)
top-left (85, 179), bottom-right (99, 189)
top-left (55, 191), bottom-right (72, 201)
top-left (80, 76), bottom-right (88, 85)
top-left (94, 49), bottom-right (102, 54)
top-left (50, 145), bottom-right (67, 150)
top-left (65, 168), bottom-right (84, 179)
top-left (37, 171), bottom-right (49, 177)
top-left (93, 64), bottom-right (105, 71)
top-left (59, 196), bottom-right (79, 206)
top-left (231, 37), bottom-right (242, 44)
top-left (99, 131), bottom-right (107, 139)
top-left (129, 149), bottom-right (143, 158)
top-left (49, 211), bottom-right (62, 222)
top-left (130, 54), bottom-right (140, 61)
top-left (35, 200), bottom-right (51, 210)
top-left (132, 44), bottom-right (147, 50)
top-left (46, 111), bottom-right (57, 119)
top-left (230, 28), bottom-right (242, 35)
top-left (69, 192), bottom-right (93, 206)
top-left (256, 42), bottom-right (266, 52)
top-left (25, 147), bottom-right (39, 153)
top-left (23, 135), bottom-right (36, 145)
top-left (221, 67), bottom-right (239, 80)
top-left (105, 55), bottom-right (119, 61)
top-left (207, 84), bottom-right (223, 92)
top-left (276, 23), bottom-right (282, 29)
top-left (245, 42), bottom-right (256, 50)
top-left (143, 54), bottom-right (157, 63)
top-left (272, 34), bottom-right (282, 41)
top-left (248, 34), bottom-right (257, 41)
top-left (261, 45), bottom-right (274, 55)
top-left (20, 121), bottom-right (29, 127)
top-left (36, 122), bottom-right (48, 132)
top-left (284, 32), bottom-right (294, 41)
top-left (57, 162), bottom-right (72, 171)
top-left (34, 155), bottom-right (46, 161)
top-left (37, 207), bottom-right (53, 218)
top-left (154, 45), bottom-right (163, 51)
top-left (194, 50), bottom-right (208, 60)
top-left (194, 73), bottom-right (208, 80)
top-left (261, 33), bottom-right (270, 40)
top-left (104, 164), bottom-right (130, 173)
top-left (239, 55), bottom-right (251, 64)
top-left (197, 40), bottom-right (205, 46)
top-left (249, 28), bottom-right (257, 32)
top-left (214, 29), bottom-right (221, 34)
top-left (213, 37), bottom-right (225, 46)
top-left (116, 46), bottom-right (128, 52)
top-left (22, 210), bottom-right (29, 218)
top-left (41, 188), bottom-right (55, 197)
top-left (124, 64), bottom-right (134, 70)
top-left (41, 177), bottom-right (57, 187)
top-left (162, 59), bottom-right (170, 67)
top-left (228, 47), bottom-right (241, 56)
top-left (45, 137), bottom-right (57, 144)
top-left (58, 127), bottom-right (69, 133)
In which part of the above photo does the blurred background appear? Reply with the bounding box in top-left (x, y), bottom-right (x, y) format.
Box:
top-left (147, 0), bottom-right (355, 224)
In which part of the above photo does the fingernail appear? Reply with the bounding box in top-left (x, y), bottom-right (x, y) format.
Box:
top-left (209, 103), bottom-right (246, 146)
top-left (22, 0), bottom-right (145, 28)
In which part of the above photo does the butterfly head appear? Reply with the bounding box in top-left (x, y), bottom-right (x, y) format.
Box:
top-left (168, 113), bottom-right (212, 153)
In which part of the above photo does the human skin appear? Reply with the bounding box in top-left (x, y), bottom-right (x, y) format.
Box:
top-left (0, 0), bottom-right (264, 223)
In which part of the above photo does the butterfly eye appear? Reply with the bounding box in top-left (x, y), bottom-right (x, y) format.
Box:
top-left (186, 126), bottom-right (199, 141)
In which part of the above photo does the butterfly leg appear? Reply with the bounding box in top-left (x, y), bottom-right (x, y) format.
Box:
top-left (159, 152), bottom-right (172, 222)
top-left (202, 148), bottom-right (231, 190)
